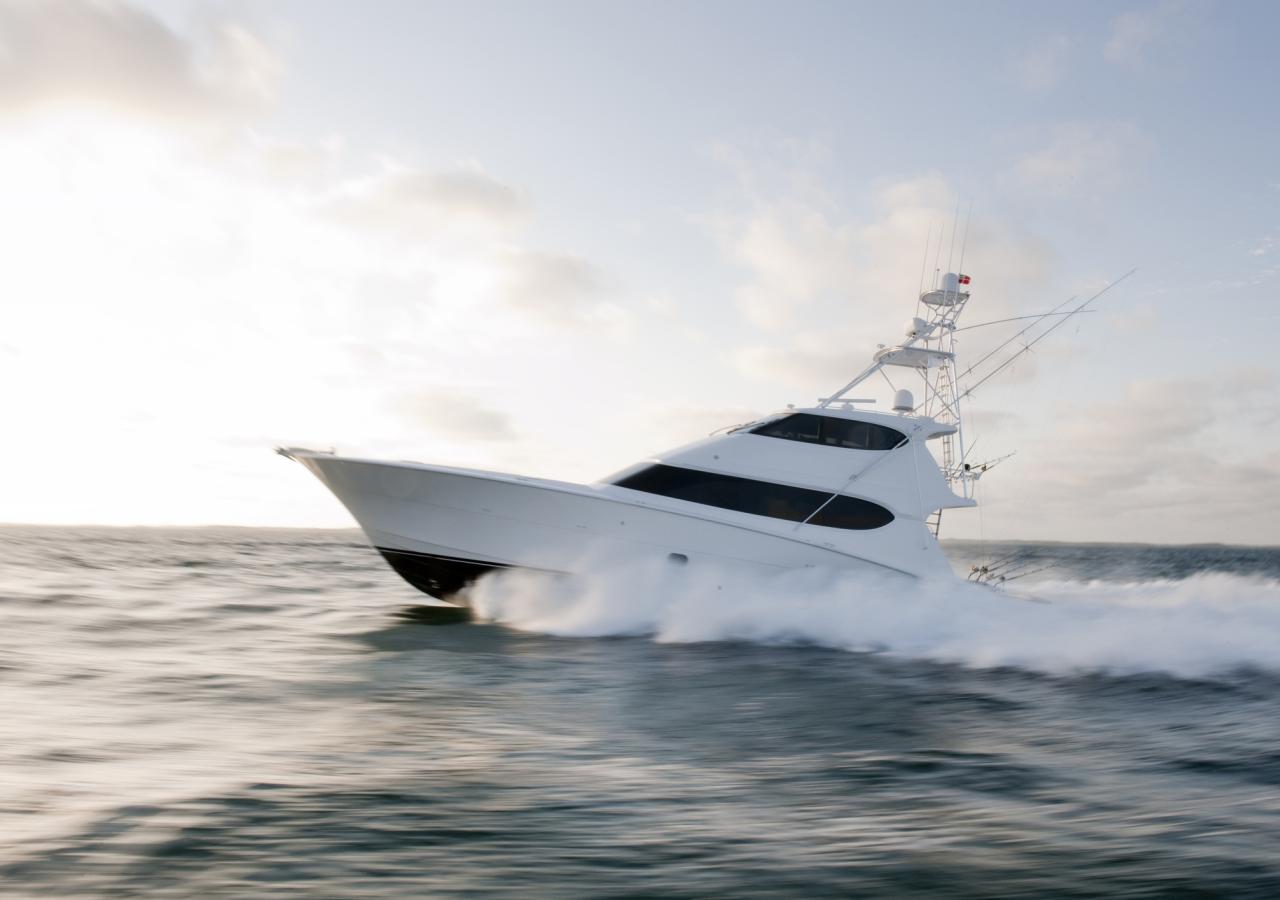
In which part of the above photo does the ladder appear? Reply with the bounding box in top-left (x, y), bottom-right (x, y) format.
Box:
top-left (926, 339), bottom-right (961, 539)
top-left (927, 509), bottom-right (943, 537)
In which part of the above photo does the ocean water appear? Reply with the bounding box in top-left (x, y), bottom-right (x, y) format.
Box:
top-left (3, 526), bottom-right (1280, 898)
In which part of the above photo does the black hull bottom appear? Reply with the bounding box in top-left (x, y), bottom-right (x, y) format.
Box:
top-left (375, 547), bottom-right (509, 600)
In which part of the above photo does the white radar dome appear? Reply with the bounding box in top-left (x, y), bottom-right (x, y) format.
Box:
top-left (892, 389), bottom-right (914, 413)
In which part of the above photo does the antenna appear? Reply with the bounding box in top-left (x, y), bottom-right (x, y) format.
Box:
top-left (916, 223), bottom-right (933, 318)
top-left (931, 216), bottom-right (944, 290)
top-left (944, 198), bottom-right (961, 281)
top-left (955, 201), bottom-right (973, 280)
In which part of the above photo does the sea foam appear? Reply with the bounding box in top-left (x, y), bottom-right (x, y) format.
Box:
top-left (467, 558), bottom-right (1280, 678)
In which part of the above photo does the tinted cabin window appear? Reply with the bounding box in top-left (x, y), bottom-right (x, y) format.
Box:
top-left (611, 464), bottom-right (894, 530)
top-left (809, 496), bottom-right (896, 530)
top-left (751, 414), bottom-right (905, 451)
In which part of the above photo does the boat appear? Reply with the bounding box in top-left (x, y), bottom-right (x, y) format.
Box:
top-left (279, 268), bottom-right (1125, 600)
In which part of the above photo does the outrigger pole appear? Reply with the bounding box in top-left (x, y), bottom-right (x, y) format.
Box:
top-left (818, 256), bottom-right (1135, 538)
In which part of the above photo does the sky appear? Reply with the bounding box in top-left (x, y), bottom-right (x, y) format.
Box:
top-left (1, 0), bottom-right (1277, 544)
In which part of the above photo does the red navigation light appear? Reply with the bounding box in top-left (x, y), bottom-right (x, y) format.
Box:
top-left (958, 274), bottom-right (971, 285)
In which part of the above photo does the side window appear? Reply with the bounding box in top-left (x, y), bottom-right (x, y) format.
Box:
top-left (611, 464), bottom-right (895, 530)
top-left (612, 465), bottom-right (817, 522)
top-left (809, 496), bottom-right (896, 530)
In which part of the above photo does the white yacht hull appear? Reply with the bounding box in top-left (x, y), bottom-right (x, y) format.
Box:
top-left (288, 450), bottom-right (945, 599)
top-left (279, 268), bottom-right (1106, 599)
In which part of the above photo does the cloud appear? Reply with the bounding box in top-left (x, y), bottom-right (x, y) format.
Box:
top-left (714, 163), bottom-right (1051, 331)
top-left (614, 406), bottom-right (767, 460)
top-left (1013, 122), bottom-right (1150, 197)
top-left (316, 163), bottom-right (625, 327)
top-left (1013, 34), bottom-right (1075, 92)
top-left (496, 248), bottom-right (623, 326)
top-left (324, 164), bottom-right (528, 239)
top-left (1107, 303), bottom-right (1159, 334)
top-left (706, 156), bottom-right (1055, 397)
top-left (658, 406), bottom-right (764, 437)
top-left (0, 0), bottom-right (280, 122)
top-left (709, 198), bottom-right (860, 328)
top-left (391, 389), bottom-right (517, 441)
top-left (1100, 1), bottom-right (1198, 67)
top-left (0, 2), bottom-right (630, 524)
top-left (243, 133), bottom-right (347, 185)
top-left (734, 340), bottom-right (864, 390)
top-left (978, 371), bottom-right (1280, 543)
top-left (965, 408), bottom-right (1024, 434)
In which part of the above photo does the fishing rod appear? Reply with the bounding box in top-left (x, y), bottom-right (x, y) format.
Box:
top-left (956, 269), bottom-right (1137, 405)
top-left (1001, 564), bottom-right (1058, 584)
top-left (956, 294), bottom-right (1078, 383)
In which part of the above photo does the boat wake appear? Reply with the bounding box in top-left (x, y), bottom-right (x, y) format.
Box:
top-left (468, 560), bottom-right (1280, 679)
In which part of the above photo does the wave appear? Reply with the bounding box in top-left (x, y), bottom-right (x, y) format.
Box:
top-left (467, 559), bottom-right (1280, 678)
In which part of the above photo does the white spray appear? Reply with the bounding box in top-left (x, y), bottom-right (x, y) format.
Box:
top-left (467, 557), bottom-right (1280, 679)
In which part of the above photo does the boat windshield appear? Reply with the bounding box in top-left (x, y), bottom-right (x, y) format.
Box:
top-left (751, 414), bottom-right (906, 451)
